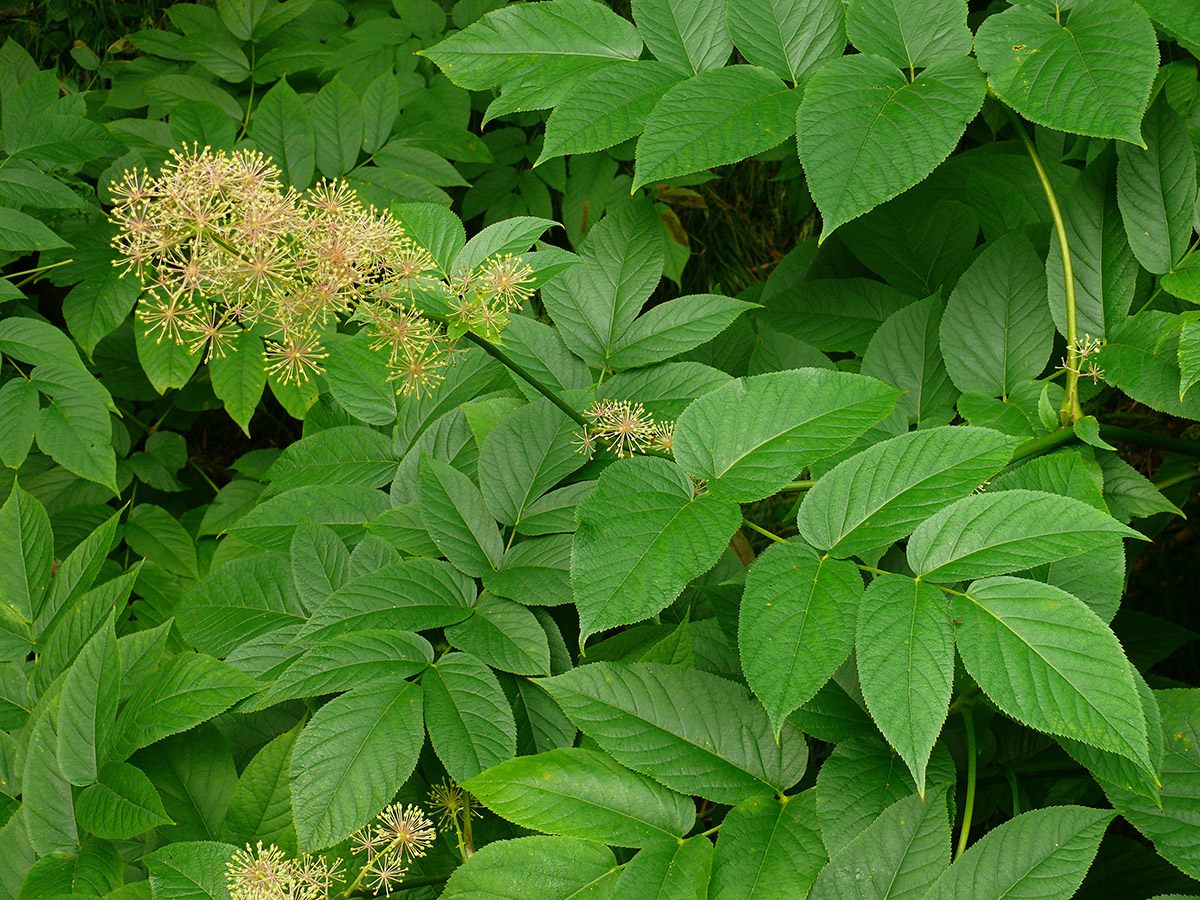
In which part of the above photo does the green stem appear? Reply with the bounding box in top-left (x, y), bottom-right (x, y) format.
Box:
top-left (458, 330), bottom-right (587, 428)
top-left (1003, 105), bottom-right (1083, 426)
top-left (235, 47), bottom-right (255, 142)
top-left (1007, 427), bottom-right (1078, 465)
top-left (742, 518), bottom-right (786, 543)
top-left (1154, 467), bottom-right (1200, 491)
top-left (187, 457), bottom-right (220, 493)
top-left (1101, 424), bottom-right (1200, 459)
top-left (3, 257), bottom-right (73, 281)
top-left (781, 480), bottom-right (816, 491)
top-left (956, 704), bottom-right (978, 860)
top-left (1136, 237), bottom-right (1200, 315)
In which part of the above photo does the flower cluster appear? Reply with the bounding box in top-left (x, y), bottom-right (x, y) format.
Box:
top-left (574, 399), bottom-right (674, 458)
top-left (1060, 333), bottom-right (1105, 383)
top-left (428, 778), bottom-right (480, 860)
top-left (109, 145), bottom-right (534, 396)
top-left (349, 803), bottom-right (437, 896)
top-left (226, 842), bottom-right (342, 900)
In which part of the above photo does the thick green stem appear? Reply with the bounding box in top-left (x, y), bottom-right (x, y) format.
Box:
top-left (956, 703), bottom-right (978, 860)
top-left (742, 518), bottom-right (786, 543)
top-left (1101, 424), bottom-right (1200, 459)
top-left (1003, 106), bottom-right (1083, 426)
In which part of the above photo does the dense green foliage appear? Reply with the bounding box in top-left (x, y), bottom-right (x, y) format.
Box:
top-left (2, 0), bottom-right (1200, 898)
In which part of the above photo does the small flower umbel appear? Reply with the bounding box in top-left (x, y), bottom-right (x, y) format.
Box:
top-left (429, 778), bottom-right (480, 861)
top-left (226, 841), bottom-right (342, 900)
top-left (347, 803), bottom-right (437, 897)
top-left (109, 145), bottom-right (536, 398)
top-left (575, 399), bottom-right (675, 459)
top-left (1059, 333), bottom-right (1105, 383)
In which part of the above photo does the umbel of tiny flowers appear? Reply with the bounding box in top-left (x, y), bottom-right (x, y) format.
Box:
top-left (226, 841), bottom-right (343, 900)
top-left (347, 802), bottom-right (437, 897)
top-left (428, 778), bottom-right (480, 861)
top-left (574, 399), bottom-right (675, 458)
top-left (1058, 333), bottom-right (1105, 384)
top-left (108, 144), bottom-right (535, 397)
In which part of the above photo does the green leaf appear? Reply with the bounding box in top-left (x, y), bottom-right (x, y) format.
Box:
top-left (311, 78), bottom-right (363, 179)
top-left (846, 0), bottom-right (971, 70)
top-left (606, 294), bottom-right (757, 370)
top-left (740, 540), bottom-right (862, 734)
top-left (1100, 311), bottom-right (1200, 420)
top-left (0, 485), bottom-right (50, 658)
top-left (599, 361), bottom-right (733, 421)
top-left (1097, 451), bottom-right (1183, 522)
top-left (110, 654), bottom-right (259, 760)
top-left (478, 399), bottom-right (583, 527)
top-left (62, 273), bottom-right (141, 360)
top-left (298, 557), bottom-right (474, 641)
top-left (538, 61), bottom-right (683, 163)
top-left (632, 0), bottom-right (730, 73)
top-left (322, 333), bottom-right (396, 425)
top-left (23, 707), bottom-right (77, 853)
top-left (709, 791), bottom-right (827, 900)
top-left (941, 232), bottom-right (1055, 396)
top-left (954, 576), bottom-right (1150, 769)
top-left (218, 0), bottom-right (266, 40)
top-left (1101, 689), bottom-right (1200, 879)
top-left (419, 455), bottom-right (503, 576)
top-left (855, 574), bottom-right (954, 797)
top-left (0, 167), bottom-right (86, 208)
top-left (209, 333), bottom-right (265, 436)
top-left (540, 199), bottom-right (665, 366)
top-left (445, 592), bottom-right (551, 676)
top-left (725, 0), bottom-right (845, 85)
top-left (291, 680), bottom-right (423, 851)
top-left (0, 317), bottom-right (85, 369)
top-left (289, 519), bottom-right (349, 612)
top-left (439, 835), bottom-right (618, 900)
top-left (1181, 321), bottom-right (1200, 401)
top-left (907, 488), bottom-right (1142, 582)
top-left (422, 651), bottom-right (516, 781)
top-left (56, 616), bottom-right (119, 785)
top-left (144, 841), bottom-right (238, 900)
top-left (463, 747), bottom-right (695, 847)
top-left (764, 278), bottom-right (917, 355)
top-left (136, 327), bottom-right (202, 395)
top-left (454, 216), bottom-right (559, 271)
top-left (799, 55), bottom-right (985, 238)
top-left (673, 368), bottom-right (901, 502)
top-left (973, 0), bottom-right (1157, 144)
top-left (249, 78), bottom-right (314, 190)
top-left (125, 504), bottom-right (198, 580)
top-left (390, 203), bottom-right (466, 278)
top-left (267, 426), bottom-right (397, 492)
top-left (1117, 96), bottom-right (1197, 275)
top-left (422, 0), bottom-right (642, 93)
top-left (33, 364), bottom-right (117, 492)
top-left (360, 71), bottom-right (399, 154)
top-left (633, 66), bottom-right (801, 190)
top-left (809, 787), bottom-right (950, 900)
top-left (1047, 149), bottom-right (1137, 341)
top-left (0, 379), bottom-right (37, 468)
top-left (256, 629), bottom-right (431, 707)
top-left (613, 836), bottom-right (714, 899)
top-left (541, 661), bottom-right (808, 803)
top-left (221, 726), bottom-right (299, 854)
top-left (798, 426), bottom-right (1016, 559)
top-left (229, 484), bottom-right (390, 551)
top-left (485, 534), bottom-right (573, 606)
top-left (0, 207), bottom-right (68, 251)
top-left (177, 555), bottom-right (305, 657)
top-left (923, 805), bottom-right (1113, 900)
top-left (75, 762), bottom-right (172, 840)
top-left (816, 737), bottom-right (956, 855)
top-left (862, 294), bottom-right (958, 427)
top-left (571, 457), bottom-right (741, 642)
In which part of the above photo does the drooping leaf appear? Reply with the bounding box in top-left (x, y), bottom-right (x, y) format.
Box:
top-left (973, 0), bottom-right (1157, 144)
top-left (229, 484), bottom-right (390, 551)
top-left (289, 519), bottom-right (350, 612)
top-left (209, 332), bottom-right (265, 436)
top-left (633, 66), bottom-right (801, 189)
top-left (291, 680), bottom-right (424, 851)
top-left (1117, 96), bottom-right (1197, 275)
top-left (462, 747), bottom-right (695, 847)
top-left (571, 457), bottom-right (741, 642)
top-left (0, 379), bottom-right (37, 469)
top-left (798, 426), bottom-right (1016, 558)
top-left (0, 485), bottom-right (51, 659)
top-left (673, 368), bottom-right (901, 502)
top-left (799, 54), bottom-right (985, 238)
top-left (855, 574), bottom-right (954, 797)
top-left (423, 651), bottom-right (516, 782)
top-left (739, 540), bottom-right (862, 735)
top-left (923, 805), bottom-right (1114, 900)
top-left (709, 790), bottom-right (827, 900)
top-left (941, 232), bottom-right (1055, 396)
top-left (954, 576), bottom-right (1150, 769)
top-left (541, 661), bottom-right (808, 803)
top-left (809, 787), bottom-right (951, 900)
